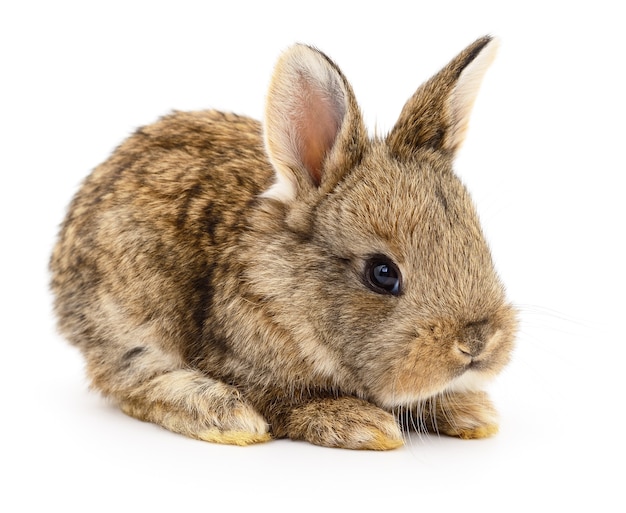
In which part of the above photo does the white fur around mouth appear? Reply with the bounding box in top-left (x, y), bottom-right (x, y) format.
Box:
top-left (445, 370), bottom-right (492, 394)
top-left (376, 369), bottom-right (493, 409)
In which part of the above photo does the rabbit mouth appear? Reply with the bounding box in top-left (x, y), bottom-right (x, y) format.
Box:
top-left (463, 361), bottom-right (485, 377)
top-left (460, 355), bottom-right (489, 372)
top-left (369, 326), bottom-right (512, 409)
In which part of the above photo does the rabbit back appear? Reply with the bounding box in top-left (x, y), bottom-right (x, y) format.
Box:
top-left (50, 110), bottom-right (270, 360)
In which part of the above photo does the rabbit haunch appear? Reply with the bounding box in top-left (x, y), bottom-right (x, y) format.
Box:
top-left (50, 36), bottom-right (517, 450)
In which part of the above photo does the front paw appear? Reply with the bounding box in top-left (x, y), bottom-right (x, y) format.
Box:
top-left (407, 390), bottom-right (500, 440)
top-left (284, 397), bottom-right (403, 450)
top-left (437, 390), bottom-right (499, 439)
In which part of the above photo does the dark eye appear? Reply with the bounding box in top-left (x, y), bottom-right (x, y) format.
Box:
top-left (365, 257), bottom-right (402, 296)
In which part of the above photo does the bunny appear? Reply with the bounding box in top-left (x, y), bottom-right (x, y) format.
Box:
top-left (50, 36), bottom-right (517, 450)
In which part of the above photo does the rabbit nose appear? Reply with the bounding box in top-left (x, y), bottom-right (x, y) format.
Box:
top-left (457, 340), bottom-right (484, 358)
top-left (457, 319), bottom-right (489, 358)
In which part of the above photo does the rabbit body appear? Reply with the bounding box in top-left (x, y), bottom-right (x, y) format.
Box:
top-left (50, 37), bottom-right (517, 450)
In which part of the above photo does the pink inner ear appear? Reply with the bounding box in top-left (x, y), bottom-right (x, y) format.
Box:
top-left (296, 82), bottom-right (343, 186)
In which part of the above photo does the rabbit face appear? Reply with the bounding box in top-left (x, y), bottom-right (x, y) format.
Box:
top-left (296, 145), bottom-right (517, 407)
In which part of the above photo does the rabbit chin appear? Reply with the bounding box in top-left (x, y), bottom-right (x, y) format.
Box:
top-left (375, 370), bottom-right (493, 409)
top-left (445, 370), bottom-right (494, 395)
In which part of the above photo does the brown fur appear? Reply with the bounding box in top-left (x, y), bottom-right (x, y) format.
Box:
top-left (50, 36), bottom-right (517, 450)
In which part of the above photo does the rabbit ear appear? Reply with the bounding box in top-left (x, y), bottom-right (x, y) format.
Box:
top-left (262, 44), bottom-right (367, 202)
top-left (387, 36), bottom-right (499, 159)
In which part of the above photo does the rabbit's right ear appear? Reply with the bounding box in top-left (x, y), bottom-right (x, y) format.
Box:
top-left (262, 45), bottom-right (367, 202)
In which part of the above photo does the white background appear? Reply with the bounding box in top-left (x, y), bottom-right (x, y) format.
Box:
top-left (2, 1), bottom-right (624, 511)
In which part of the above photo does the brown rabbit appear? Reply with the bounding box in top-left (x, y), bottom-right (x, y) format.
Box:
top-left (50, 36), bottom-right (517, 450)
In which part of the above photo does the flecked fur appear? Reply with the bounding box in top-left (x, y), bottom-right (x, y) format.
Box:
top-left (50, 36), bottom-right (517, 450)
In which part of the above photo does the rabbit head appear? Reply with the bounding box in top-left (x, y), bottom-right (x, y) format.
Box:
top-left (248, 36), bottom-right (516, 409)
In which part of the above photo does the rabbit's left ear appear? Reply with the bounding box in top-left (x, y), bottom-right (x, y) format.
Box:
top-left (387, 36), bottom-right (499, 159)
